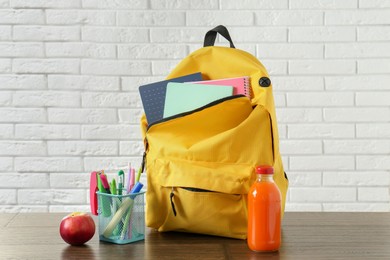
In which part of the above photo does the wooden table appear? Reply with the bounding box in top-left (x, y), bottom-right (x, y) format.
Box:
top-left (1, 212), bottom-right (389, 259)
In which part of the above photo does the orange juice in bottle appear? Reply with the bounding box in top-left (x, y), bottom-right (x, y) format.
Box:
top-left (247, 165), bottom-right (281, 252)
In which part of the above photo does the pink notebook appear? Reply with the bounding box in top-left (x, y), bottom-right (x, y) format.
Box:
top-left (190, 76), bottom-right (251, 99)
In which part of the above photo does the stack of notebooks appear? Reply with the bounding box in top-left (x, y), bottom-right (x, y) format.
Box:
top-left (139, 72), bottom-right (251, 125)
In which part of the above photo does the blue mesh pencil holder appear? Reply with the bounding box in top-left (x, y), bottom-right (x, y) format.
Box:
top-left (97, 191), bottom-right (146, 244)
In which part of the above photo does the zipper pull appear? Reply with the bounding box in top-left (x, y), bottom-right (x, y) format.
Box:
top-left (170, 187), bottom-right (177, 217)
top-left (140, 151), bottom-right (147, 174)
top-left (140, 138), bottom-right (149, 174)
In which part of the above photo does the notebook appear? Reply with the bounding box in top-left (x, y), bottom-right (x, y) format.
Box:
top-left (190, 76), bottom-right (251, 98)
top-left (139, 72), bottom-right (202, 125)
top-left (163, 82), bottom-right (233, 118)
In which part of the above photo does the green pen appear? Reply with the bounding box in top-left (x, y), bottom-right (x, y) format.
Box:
top-left (110, 179), bottom-right (117, 195)
top-left (97, 172), bottom-right (106, 193)
top-left (136, 167), bottom-right (142, 183)
top-left (110, 178), bottom-right (120, 236)
top-left (118, 170), bottom-right (124, 195)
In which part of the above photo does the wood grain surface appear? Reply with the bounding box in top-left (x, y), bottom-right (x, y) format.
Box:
top-left (0, 212), bottom-right (389, 259)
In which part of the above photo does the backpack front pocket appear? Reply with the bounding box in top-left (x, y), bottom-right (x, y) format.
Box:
top-left (146, 158), bottom-right (253, 239)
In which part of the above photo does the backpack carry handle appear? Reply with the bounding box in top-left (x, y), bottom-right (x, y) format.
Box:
top-left (203, 25), bottom-right (236, 48)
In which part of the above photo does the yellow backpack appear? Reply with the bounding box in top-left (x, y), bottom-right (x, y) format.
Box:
top-left (140, 25), bottom-right (288, 239)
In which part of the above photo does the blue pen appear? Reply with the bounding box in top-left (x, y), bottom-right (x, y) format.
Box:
top-left (129, 182), bottom-right (143, 197)
top-left (119, 182), bottom-right (144, 240)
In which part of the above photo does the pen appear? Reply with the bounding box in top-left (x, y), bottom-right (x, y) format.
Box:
top-left (120, 182), bottom-right (144, 240)
top-left (126, 163), bottom-right (132, 193)
top-left (130, 182), bottom-right (143, 195)
top-left (97, 171), bottom-right (106, 193)
top-left (110, 179), bottom-right (117, 195)
top-left (96, 171), bottom-right (111, 218)
top-left (128, 167), bottom-right (135, 192)
top-left (100, 174), bottom-right (111, 194)
top-left (135, 167), bottom-right (142, 183)
top-left (118, 170), bottom-right (124, 195)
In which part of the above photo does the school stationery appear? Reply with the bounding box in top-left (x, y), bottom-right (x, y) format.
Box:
top-left (139, 72), bottom-right (203, 125)
top-left (136, 166), bottom-right (143, 183)
top-left (129, 182), bottom-right (143, 195)
top-left (163, 82), bottom-right (233, 118)
top-left (110, 179), bottom-right (117, 195)
top-left (190, 76), bottom-right (251, 98)
top-left (119, 182), bottom-right (144, 239)
top-left (126, 163), bottom-right (132, 193)
top-left (118, 170), bottom-right (124, 195)
top-left (100, 174), bottom-right (111, 194)
top-left (97, 190), bottom-right (146, 244)
top-left (89, 171), bottom-right (98, 216)
top-left (102, 183), bottom-right (144, 238)
top-left (97, 171), bottom-right (105, 194)
top-left (95, 171), bottom-right (112, 217)
top-left (129, 168), bottom-right (135, 192)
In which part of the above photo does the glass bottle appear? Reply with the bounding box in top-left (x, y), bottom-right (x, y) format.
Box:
top-left (247, 165), bottom-right (282, 252)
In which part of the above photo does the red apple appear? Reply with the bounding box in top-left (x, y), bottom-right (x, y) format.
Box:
top-left (60, 212), bottom-right (95, 246)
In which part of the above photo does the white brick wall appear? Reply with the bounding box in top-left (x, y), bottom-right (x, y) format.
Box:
top-left (0, 0), bottom-right (389, 212)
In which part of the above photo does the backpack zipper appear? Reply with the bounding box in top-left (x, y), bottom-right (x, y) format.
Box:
top-left (146, 94), bottom-right (246, 130)
top-left (139, 138), bottom-right (148, 177)
top-left (170, 187), bottom-right (177, 217)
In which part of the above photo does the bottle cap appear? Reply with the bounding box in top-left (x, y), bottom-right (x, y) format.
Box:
top-left (256, 165), bottom-right (274, 175)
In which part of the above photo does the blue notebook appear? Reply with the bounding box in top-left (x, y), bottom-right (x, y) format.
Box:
top-left (163, 82), bottom-right (233, 118)
top-left (139, 72), bottom-right (202, 125)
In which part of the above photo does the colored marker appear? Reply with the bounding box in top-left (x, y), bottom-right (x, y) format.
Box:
top-left (118, 170), bottom-right (124, 195)
top-left (100, 174), bottom-right (111, 194)
top-left (110, 179), bottom-right (117, 195)
top-left (126, 163), bottom-right (132, 193)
